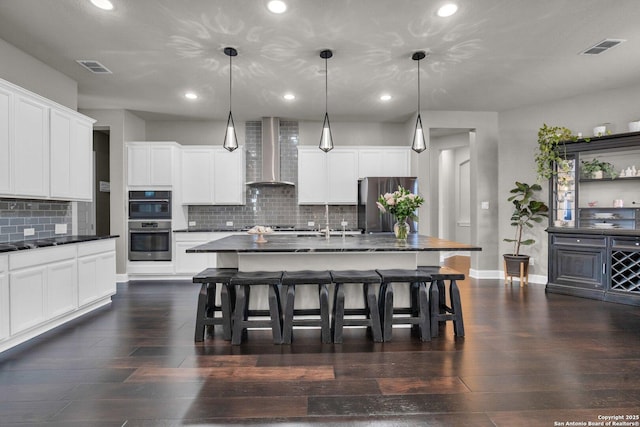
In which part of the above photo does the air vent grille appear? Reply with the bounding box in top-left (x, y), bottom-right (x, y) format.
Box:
top-left (76, 60), bottom-right (112, 74)
top-left (580, 39), bottom-right (625, 55)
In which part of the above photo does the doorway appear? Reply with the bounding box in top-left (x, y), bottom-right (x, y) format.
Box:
top-left (93, 129), bottom-right (111, 236)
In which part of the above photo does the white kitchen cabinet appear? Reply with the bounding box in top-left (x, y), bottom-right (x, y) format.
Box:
top-left (180, 147), bottom-right (214, 204)
top-left (358, 148), bottom-right (411, 178)
top-left (78, 240), bottom-right (116, 307)
top-left (9, 265), bottom-right (46, 335)
top-left (174, 232), bottom-right (237, 275)
top-left (0, 86), bottom-right (11, 195)
top-left (46, 258), bottom-right (77, 318)
top-left (13, 94), bottom-right (49, 198)
top-left (213, 147), bottom-right (245, 204)
top-left (0, 256), bottom-right (8, 341)
top-left (180, 146), bottom-right (245, 205)
top-left (127, 142), bottom-right (176, 187)
top-left (50, 110), bottom-right (94, 200)
top-left (298, 147), bottom-right (358, 204)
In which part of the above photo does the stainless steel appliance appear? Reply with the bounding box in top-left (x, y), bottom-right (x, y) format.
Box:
top-left (357, 177), bottom-right (419, 233)
top-left (128, 220), bottom-right (172, 261)
top-left (128, 190), bottom-right (171, 220)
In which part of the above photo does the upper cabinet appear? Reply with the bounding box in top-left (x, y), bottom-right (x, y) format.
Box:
top-left (298, 147), bottom-right (358, 204)
top-left (297, 146), bottom-right (411, 205)
top-left (358, 148), bottom-right (411, 178)
top-left (180, 146), bottom-right (244, 205)
top-left (50, 109), bottom-right (94, 200)
top-left (127, 142), bottom-right (177, 187)
top-left (0, 78), bottom-right (95, 201)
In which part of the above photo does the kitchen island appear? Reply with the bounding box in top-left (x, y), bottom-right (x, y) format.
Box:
top-left (187, 233), bottom-right (481, 270)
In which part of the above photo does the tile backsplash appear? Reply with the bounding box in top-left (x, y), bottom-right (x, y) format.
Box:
top-left (0, 198), bottom-right (71, 243)
top-left (188, 120), bottom-right (358, 230)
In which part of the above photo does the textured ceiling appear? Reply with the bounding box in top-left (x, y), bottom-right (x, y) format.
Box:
top-left (0, 0), bottom-right (639, 122)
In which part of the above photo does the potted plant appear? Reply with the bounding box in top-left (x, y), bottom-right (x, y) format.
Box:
top-left (580, 158), bottom-right (617, 179)
top-left (503, 181), bottom-right (549, 285)
top-left (534, 124), bottom-right (578, 181)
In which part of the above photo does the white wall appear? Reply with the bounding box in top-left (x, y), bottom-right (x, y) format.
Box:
top-left (145, 120), bottom-right (245, 146)
top-left (498, 82), bottom-right (640, 277)
top-left (0, 38), bottom-right (77, 110)
top-left (299, 121), bottom-right (407, 147)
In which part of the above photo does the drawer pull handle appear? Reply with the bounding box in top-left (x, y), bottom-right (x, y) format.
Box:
top-left (576, 239), bottom-right (580, 243)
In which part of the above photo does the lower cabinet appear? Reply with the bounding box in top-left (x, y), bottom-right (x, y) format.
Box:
top-left (174, 232), bottom-right (236, 275)
top-left (547, 232), bottom-right (640, 305)
top-left (0, 256), bottom-right (8, 341)
top-left (1, 239), bottom-right (116, 353)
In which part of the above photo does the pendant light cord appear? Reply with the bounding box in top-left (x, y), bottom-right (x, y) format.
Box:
top-left (325, 55), bottom-right (328, 114)
top-left (229, 53), bottom-right (232, 112)
top-left (416, 57), bottom-right (421, 113)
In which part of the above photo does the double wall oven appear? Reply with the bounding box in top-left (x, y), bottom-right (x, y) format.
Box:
top-left (128, 191), bottom-right (172, 261)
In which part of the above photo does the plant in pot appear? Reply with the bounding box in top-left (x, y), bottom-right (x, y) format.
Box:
top-left (580, 158), bottom-right (617, 179)
top-left (535, 124), bottom-right (578, 181)
top-left (503, 181), bottom-right (549, 285)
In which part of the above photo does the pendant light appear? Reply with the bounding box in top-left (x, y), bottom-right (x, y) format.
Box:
top-left (411, 51), bottom-right (427, 153)
top-left (223, 47), bottom-right (239, 152)
top-left (319, 49), bottom-right (334, 152)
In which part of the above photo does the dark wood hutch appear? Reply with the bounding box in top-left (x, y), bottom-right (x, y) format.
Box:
top-left (546, 131), bottom-right (640, 306)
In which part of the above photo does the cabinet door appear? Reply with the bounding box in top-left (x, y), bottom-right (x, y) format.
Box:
top-left (174, 240), bottom-right (212, 274)
top-left (150, 146), bottom-right (173, 186)
top-left (380, 149), bottom-right (411, 176)
top-left (327, 150), bottom-right (358, 204)
top-left (358, 150), bottom-right (382, 179)
top-left (9, 266), bottom-right (46, 334)
top-left (96, 251), bottom-right (116, 299)
top-left (550, 244), bottom-right (605, 290)
top-left (0, 257), bottom-right (8, 341)
top-left (127, 145), bottom-right (150, 186)
top-left (0, 86), bottom-right (11, 195)
top-left (14, 95), bottom-right (49, 197)
top-left (72, 119), bottom-right (93, 200)
top-left (213, 148), bottom-right (244, 204)
top-left (181, 148), bottom-right (214, 204)
top-left (50, 109), bottom-right (73, 198)
top-left (298, 149), bottom-right (327, 204)
top-left (77, 255), bottom-right (98, 306)
top-left (47, 259), bottom-right (77, 318)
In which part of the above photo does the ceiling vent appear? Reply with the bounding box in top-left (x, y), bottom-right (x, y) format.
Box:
top-left (76, 60), bottom-right (112, 74)
top-left (580, 39), bottom-right (626, 55)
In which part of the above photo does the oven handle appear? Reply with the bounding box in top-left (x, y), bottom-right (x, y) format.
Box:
top-left (129, 199), bottom-right (171, 203)
top-left (129, 229), bottom-right (171, 233)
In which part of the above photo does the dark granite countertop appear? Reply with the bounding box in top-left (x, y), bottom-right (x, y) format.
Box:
top-left (0, 235), bottom-right (119, 253)
top-left (187, 233), bottom-right (481, 253)
top-left (173, 228), bottom-right (363, 233)
top-left (547, 227), bottom-right (640, 237)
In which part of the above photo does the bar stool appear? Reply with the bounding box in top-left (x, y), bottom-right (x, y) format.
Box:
top-left (330, 270), bottom-right (383, 343)
top-left (418, 266), bottom-right (465, 337)
top-left (281, 270), bottom-right (332, 344)
top-left (230, 271), bottom-right (283, 345)
top-left (376, 269), bottom-right (432, 342)
top-left (193, 268), bottom-right (237, 342)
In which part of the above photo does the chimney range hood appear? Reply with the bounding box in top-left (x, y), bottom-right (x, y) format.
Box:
top-left (246, 117), bottom-right (295, 186)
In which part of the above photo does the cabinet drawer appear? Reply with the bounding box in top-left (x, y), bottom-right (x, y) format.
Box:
top-left (552, 236), bottom-right (606, 247)
top-left (611, 237), bottom-right (640, 250)
top-left (77, 239), bottom-right (115, 257)
top-left (9, 245), bottom-right (76, 270)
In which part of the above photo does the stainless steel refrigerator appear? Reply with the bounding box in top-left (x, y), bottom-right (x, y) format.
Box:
top-left (358, 177), bottom-right (419, 233)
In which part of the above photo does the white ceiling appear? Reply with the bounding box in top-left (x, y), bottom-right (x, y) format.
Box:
top-left (0, 0), bottom-right (639, 123)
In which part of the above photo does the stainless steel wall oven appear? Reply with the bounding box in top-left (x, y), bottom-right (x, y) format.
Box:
top-left (128, 191), bottom-right (172, 261)
top-left (128, 190), bottom-right (171, 220)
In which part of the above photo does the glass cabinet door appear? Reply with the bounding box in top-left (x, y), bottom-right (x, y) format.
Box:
top-left (552, 156), bottom-right (576, 227)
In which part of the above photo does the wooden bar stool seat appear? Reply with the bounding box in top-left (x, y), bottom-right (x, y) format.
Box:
top-left (376, 269), bottom-right (432, 342)
top-left (418, 266), bottom-right (465, 337)
top-left (281, 270), bottom-right (332, 344)
top-left (230, 271), bottom-right (283, 345)
top-left (330, 270), bottom-right (383, 343)
top-left (193, 268), bottom-right (237, 342)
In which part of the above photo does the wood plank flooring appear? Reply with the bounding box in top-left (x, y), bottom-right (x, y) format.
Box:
top-left (2, 257), bottom-right (640, 426)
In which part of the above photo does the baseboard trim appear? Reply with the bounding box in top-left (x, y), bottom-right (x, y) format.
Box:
top-left (469, 269), bottom-right (546, 284)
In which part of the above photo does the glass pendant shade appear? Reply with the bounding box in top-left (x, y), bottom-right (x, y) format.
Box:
top-left (412, 113), bottom-right (426, 153)
top-left (223, 110), bottom-right (238, 152)
top-left (319, 112), bottom-right (334, 152)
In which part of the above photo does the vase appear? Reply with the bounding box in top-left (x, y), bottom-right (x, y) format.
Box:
top-left (393, 219), bottom-right (410, 240)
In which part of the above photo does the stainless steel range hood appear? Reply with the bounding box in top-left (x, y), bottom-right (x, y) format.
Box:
top-left (246, 117), bottom-right (295, 186)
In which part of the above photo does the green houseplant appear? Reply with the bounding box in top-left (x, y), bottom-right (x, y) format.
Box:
top-left (580, 158), bottom-right (617, 179)
top-left (503, 181), bottom-right (549, 285)
top-left (535, 124), bottom-right (578, 181)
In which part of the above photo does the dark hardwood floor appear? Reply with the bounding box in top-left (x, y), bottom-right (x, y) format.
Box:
top-left (2, 257), bottom-right (640, 426)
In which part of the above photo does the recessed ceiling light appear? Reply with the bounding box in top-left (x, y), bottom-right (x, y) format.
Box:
top-left (185, 92), bottom-right (198, 100)
top-left (90, 0), bottom-right (114, 11)
top-left (437, 3), bottom-right (458, 17)
top-left (283, 93), bottom-right (295, 100)
top-left (380, 94), bottom-right (392, 101)
top-left (267, 0), bottom-right (287, 14)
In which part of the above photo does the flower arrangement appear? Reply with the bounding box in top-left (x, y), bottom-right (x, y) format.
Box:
top-left (376, 186), bottom-right (424, 239)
